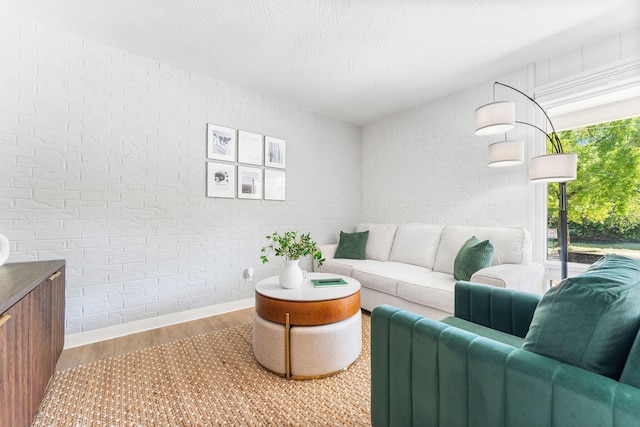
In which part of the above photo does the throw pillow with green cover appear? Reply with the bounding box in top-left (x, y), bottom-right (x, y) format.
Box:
top-left (523, 254), bottom-right (640, 379)
top-left (453, 236), bottom-right (495, 281)
top-left (334, 230), bottom-right (369, 260)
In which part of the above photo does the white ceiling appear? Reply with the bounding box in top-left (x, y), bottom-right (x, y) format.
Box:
top-left (3, 0), bottom-right (639, 125)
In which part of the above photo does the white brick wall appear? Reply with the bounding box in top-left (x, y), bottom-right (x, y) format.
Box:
top-left (362, 70), bottom-right (536, 232)
top-left (361, 25), bottom-right (639, 271)
top-left (535, 27), bottom-right (640, 87)
top-left (0, 16), bottom-right (362, 333)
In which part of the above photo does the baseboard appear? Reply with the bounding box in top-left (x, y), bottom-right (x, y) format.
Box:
top-left (64, 298), bottom-right (255, 349)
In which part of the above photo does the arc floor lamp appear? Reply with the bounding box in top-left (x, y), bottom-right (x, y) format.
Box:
top-left (475, 82), bottom-right (578, 280)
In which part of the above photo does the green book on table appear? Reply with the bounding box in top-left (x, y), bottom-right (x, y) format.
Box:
top-left (312, 278), bottom-right (348, 287)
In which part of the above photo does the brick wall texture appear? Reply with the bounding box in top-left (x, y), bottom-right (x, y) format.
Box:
top-left (362, 71), bottom-right (535, 229)
top-left (0, 16), bottom-right (362, 333)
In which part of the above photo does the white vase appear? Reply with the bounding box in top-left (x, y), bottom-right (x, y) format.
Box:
top-left (279, 259), bottom-right (305, 289)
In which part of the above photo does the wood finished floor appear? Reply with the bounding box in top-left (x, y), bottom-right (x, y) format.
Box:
top-left (56, 308), bottom-right (255, 371)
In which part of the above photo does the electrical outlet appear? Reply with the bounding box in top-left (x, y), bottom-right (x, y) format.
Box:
top-left (243, 267), bottom-right (254, 282)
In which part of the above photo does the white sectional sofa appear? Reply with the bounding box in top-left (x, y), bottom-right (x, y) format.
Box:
top-left (314, 223), bottom-right (545, 319)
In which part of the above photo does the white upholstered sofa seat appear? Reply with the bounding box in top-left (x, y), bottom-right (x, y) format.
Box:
top-left (396, 272), bottom-right (458, 314)
top-left (315, 223), bottom-right (545, 319)
top-left (352, 261), bottom-right (434, 296)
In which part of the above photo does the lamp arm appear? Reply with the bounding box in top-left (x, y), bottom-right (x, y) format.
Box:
top-left (495, 82), bottom-right (564, 154)
top-left (514, 120), bottom-right (562, 152)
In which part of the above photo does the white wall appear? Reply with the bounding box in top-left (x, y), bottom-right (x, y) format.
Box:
top-left (362, 25), bottom-right (640, 267)
top-left (362, 69), bottom-right (536, 232)
top-left (534, 26), bottom-right (640, 88)
top-left (0, 16), bottom-right (362, 334)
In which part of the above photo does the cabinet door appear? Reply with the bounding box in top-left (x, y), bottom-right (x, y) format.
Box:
top-left (28, 277), bottom-right (54, 420)
top-left (50, 267), bottom-right (65, 367)
top-left (28, 268), bottom-right (65, 422)
top-left (0, 298), bottom-right (31, 426)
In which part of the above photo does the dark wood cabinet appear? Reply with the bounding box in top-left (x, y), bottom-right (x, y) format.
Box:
top-left (0, 260), bottom-right (65, 427)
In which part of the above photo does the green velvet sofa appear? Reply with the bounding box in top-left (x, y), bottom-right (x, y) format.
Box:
top-left (371, 281), bottom-right (640, 427)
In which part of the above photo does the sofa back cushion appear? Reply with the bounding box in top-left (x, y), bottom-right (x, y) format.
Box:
top-left (434, 226), bottom-right (531, 274)
top-left (389, 224), bottom-right (443, 269)
top-left (356, 223), bottom-right (398, 261)
top-left (523, 254), bottom-right (640, 380)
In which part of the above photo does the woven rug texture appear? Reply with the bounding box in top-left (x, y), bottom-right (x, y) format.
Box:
top-left (33, 314), bottom-right (371, 426)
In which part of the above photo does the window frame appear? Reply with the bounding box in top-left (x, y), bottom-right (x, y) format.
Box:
top-left (533, 58), bottom-right (640, 282)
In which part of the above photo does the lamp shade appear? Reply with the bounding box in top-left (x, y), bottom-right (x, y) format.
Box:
top-left (488, 140), bottom-right (524, 167)
top-left (475, 101), bottom-right (515, 136)
top-left (529, 153), bottom-right (578, 182)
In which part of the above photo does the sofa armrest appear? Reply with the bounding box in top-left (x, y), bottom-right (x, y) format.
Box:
top-left (314, 244), bottom-right (338, 272)
top-left (454, 281), bottom-right (540, 338)
top-left (317, 243), bottom-right (338, 260)
top-left (470, 262), bottom-right (545, 294)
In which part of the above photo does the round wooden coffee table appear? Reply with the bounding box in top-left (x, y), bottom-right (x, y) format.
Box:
top-left (253, 273), bottom-right (361, 379)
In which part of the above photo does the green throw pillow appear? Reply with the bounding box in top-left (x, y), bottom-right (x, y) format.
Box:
top-left (522, 254), bottom-right (640, 379)
top-left (453, 236), bottom-right (494, 281)
top-left (334, 231), bottom-right (369, 260)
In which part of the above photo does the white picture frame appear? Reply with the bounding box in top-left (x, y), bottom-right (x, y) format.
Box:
top-left (264, 169), bottom-right (286, 201)
top-left (264, 136), bottom-right (286, 169)
top-left (238, 130), bottom-right (264, 165)
top-left (207, 162), bottom-right (236, 198)
top-left (237, 166), bottom-right (263, 200)
top-left (207, 123), bottom-right (236, 161)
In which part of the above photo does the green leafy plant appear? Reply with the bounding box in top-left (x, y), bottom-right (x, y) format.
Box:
top-left (260, 231), bottom-right (324, 267)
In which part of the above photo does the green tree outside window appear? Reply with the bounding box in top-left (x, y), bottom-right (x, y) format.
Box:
top-left (547, 116), bottom-right (640, 261)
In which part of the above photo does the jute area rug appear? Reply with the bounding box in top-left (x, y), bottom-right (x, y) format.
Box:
top-left (33, 314), bottom-right (371, 426)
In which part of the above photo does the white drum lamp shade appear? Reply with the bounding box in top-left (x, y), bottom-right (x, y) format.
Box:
top-left (529, 153), bottom-right (578, 182)
top-left (475, 101), bottom-right (515, 136)
top-left (488, 140), bottom-right (525, 167)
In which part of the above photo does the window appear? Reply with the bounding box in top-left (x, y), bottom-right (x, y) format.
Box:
top-left (534, 58), bottom-right (640, 279)
top-left (546, 115), bottom-right (640, 264)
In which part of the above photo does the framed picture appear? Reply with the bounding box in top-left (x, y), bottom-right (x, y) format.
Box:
top-left (207, 124), bottom-right (236, 161)
top-left (238, 130), bottom-right (264, 165)
top-left (264, 169), bottom-right (286, 201)
top-left (264, 136), bottom-right (286, 169)
top-left (206, 162), bottom-right (235, 198)
top-left (237, 166), bottom-right (263, 200)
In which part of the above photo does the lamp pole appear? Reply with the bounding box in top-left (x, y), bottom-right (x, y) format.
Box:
top-left (559, 182), bottom-right (569, 279)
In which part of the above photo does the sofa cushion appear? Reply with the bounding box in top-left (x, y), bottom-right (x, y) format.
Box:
top-left (316, 258), bottom-right (368, 277)
top-left (434, 226), bottom-right (529, 275)
top-left (334, 230), bottom-right (369, 259)
top-left (522, 254), bottom-right (640, 379)
top-left (357, 223), bottom-right (397, 261)
top-left (351, 261), bottom-right (431, 297)
top-left (453, 236), bottom-right (494, 281)
top-left (352, 271), bottom-right (398, 297)
top-left (389, 224), bottom-right (443, 269)
top-left (397, 272), bottom-right (458, 314)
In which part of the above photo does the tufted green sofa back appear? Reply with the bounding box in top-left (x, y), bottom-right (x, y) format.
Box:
top-left (371, 282), bottom-right (640, 427)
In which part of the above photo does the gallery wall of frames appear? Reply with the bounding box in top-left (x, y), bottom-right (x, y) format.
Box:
top-left (206, 123), bottom-right (286, 200)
